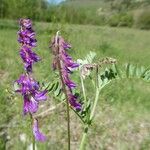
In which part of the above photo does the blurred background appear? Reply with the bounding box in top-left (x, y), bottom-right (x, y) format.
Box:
top-left (0, 0), bottom-right (150, 29)
top-left (0, 0), bottom-right (150, 149)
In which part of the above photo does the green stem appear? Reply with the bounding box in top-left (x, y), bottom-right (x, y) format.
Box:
top-left (30, 114), bottom-right (35, 150)
top-left (80, 74), bottom-right (87, 102)
top-left (71, 106), bottom-right (85, 124)
top-left (79, 87), bottom-right (101, 150)
top-left (32, 134), bottom-right (35, 150)
top-left (90, 87), bottom-right (101, 120)
top-left (79, 130), bottom-right (88, 150)
top-left (58, 63), bottom-right (71, 150)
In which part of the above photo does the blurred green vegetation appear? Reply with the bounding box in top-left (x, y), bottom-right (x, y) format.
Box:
top-left (0, 20), bottom-right (150, 149)
top-left (0, 0), bottom-right (150, 29)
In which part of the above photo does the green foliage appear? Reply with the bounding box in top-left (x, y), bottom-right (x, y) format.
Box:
top-left (0, 137), bottom-right (6, 150)
top-left (111, 63), bottom-right (150, 82)
top-left (0, 0), bottom-right (49, 21)
top-left (108, 13), bottom-right (133, 27)
top-left (0, 0), bottom-right (150, 29)
top-left (108, 14), bottom-right (120, 27)
top-left (0, 21), bottom-right (150, 149)
top-left (134, 9), bottom-right (150, 30)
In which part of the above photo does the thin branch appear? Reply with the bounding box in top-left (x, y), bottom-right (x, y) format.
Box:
top-left (33, 101), bottom-right (65, 118)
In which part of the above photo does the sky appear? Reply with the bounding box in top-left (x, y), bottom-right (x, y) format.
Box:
top-left (48, 0), bottom-right (65, 4)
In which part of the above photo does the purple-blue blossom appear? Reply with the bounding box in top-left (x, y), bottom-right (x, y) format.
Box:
top-left (16, 74), bottom-right (47, 115)
top-left (15, 19), bottom-right (47, 142)
top-left (33, 119), bottom-right (47, 142)
top-left (18, 19), bottom-right (40, 72)
top-left (51, 35), bottom-right (81, 110)
top-left (18, 19), bottom-right (36, 47)
top-left (20, 46), bottom-right (40, 72)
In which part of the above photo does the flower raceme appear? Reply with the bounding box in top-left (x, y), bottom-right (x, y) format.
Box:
top-left (18, 19), bottom-right (36, 47)
top-left (51, 35), bottom-right (81, 110)
top-left (18, 19), bottom-right (40, 72)
top-left (15, 74), bottom-right (47, 115)
top-left (15, 19), bottom-right (47, 142)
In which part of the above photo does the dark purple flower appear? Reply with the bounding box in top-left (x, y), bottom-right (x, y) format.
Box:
top-left (18, 19), bottom-right (40, 73)
top-left (23, 96), bottom-right (38, 115)
top-left (63, 42), bottom-right (71, 50)
top-left (18, 27), bottom-right (37, 47)
top-left (33, 119), bottom-right (47, 142)
top-left (16, 74), bottom-right (47, 115)
top-left (20, 46), bottom-right (40, 72)
top-left (19, 19), bottom-right (32, 29)
top-left (35, 90), bottom-right (47, 101)
top-left (64, 76), bottom-right (76, 89)
top-left (15, 19), bottom-right (47, 143)
top-left (51, 35), bottom-right (82, 110)
top-left (68, 94), bottom-right (81, 110)
top-left (61, 51), bottom-right (79, 69)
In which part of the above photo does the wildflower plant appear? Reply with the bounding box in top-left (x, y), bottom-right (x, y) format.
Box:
top-left (49, 32), bottom-right (117, 149)
top-left (13, 19), bottom-right (150, 150)
top-left (51, 32), bottom-right (81, 110)
top-left (14, 19), bottom-right (47, 145)
top-left (50, 32), bottom-right (81, 149)
top-left (49, 33), bottom-right (150, 149)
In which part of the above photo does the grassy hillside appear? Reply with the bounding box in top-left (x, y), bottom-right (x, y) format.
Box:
top-left (0, 20), bottom-right (150, 149)
top-left (0, 0), bottom-right (150, 29)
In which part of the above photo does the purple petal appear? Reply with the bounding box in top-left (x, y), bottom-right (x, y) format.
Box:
top-left (23, 96), bottom-right (38, 115)
top-left (64, 78), bottom-right (76, 89)
top-left (63, 42), bottom-right (71, 50)
top-left (34, 91), bottom-right (47, 101)
top-left (19, 19), bottom-right (32, 29)
top-left (33, 119), bottom-right (47, 142)
top-left (69, 94), bottom-right (81, 111)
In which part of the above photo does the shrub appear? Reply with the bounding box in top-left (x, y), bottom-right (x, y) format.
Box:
top-left (108, 13), bottom-right (133, 27)
top-left (118, 13), bottom-right (133, 27)
top-left (134, 9), bottom-right (150, 30)
top-left (108, 14), bottom-right (120, 27)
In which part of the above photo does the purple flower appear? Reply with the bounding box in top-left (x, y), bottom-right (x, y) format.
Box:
top-left (61, 50), bottom-right (79, 69)
top-left (33, 119), bottom-right (47, 142)
top-left (15, 19), bottom-right (47, 142)
top-left (18, 22), bottom-right (37, 47)
top-left (23, 96), bottom-right (38, 115)
top-left (63, 76), bottom-right (76, 89)
top-left (18, 19), bottom-right (40, 73)
top-left (16, 74), bottom-right (47, 115)
top-left (20, 46), bottom-right (40, 72)
top-left (63, 42), bottom-right (71, 50)
top-left (35, 90), bottom-right (47, 101)
top-left (19, 19), bottom-right (32, 29)
top-left (51, 35), bottom-right (82, 110)
top-left (68, 94), bottom-right (81, 111)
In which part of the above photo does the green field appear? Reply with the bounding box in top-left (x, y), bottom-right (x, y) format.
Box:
top-left (0, 20), bottom-right (150, 149)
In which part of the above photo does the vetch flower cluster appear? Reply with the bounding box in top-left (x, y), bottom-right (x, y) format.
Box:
top-left (51, 34), bottom-right (81, 110)
top-left (16, 74), bottom-right (47, 115)
top-left (18, 19), bottom-right (40, 72)
top-left (15, 19), bottom-right (47, 142)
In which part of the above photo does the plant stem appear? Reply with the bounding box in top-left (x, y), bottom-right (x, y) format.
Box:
top-left (79, 126), bottom-right (88, 150)
top-left (32, 134), bottom-right (35, 150)
top-left (71, 106), bottom-right (85, 124)
top-left (30, 114), bottom-right (35, 150)
top-left (58, 59), bottom-right (71, 150)
top-left (79, 87), bottom-right (101, 150)
top-left (80, 74), bottom-right (87, 102)
top-left (66, 94), bottom-right (71, 150)
top-left (90, 87), bottom-right (100, 120)
top-left (55, 34), bottom-right (71, 150)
